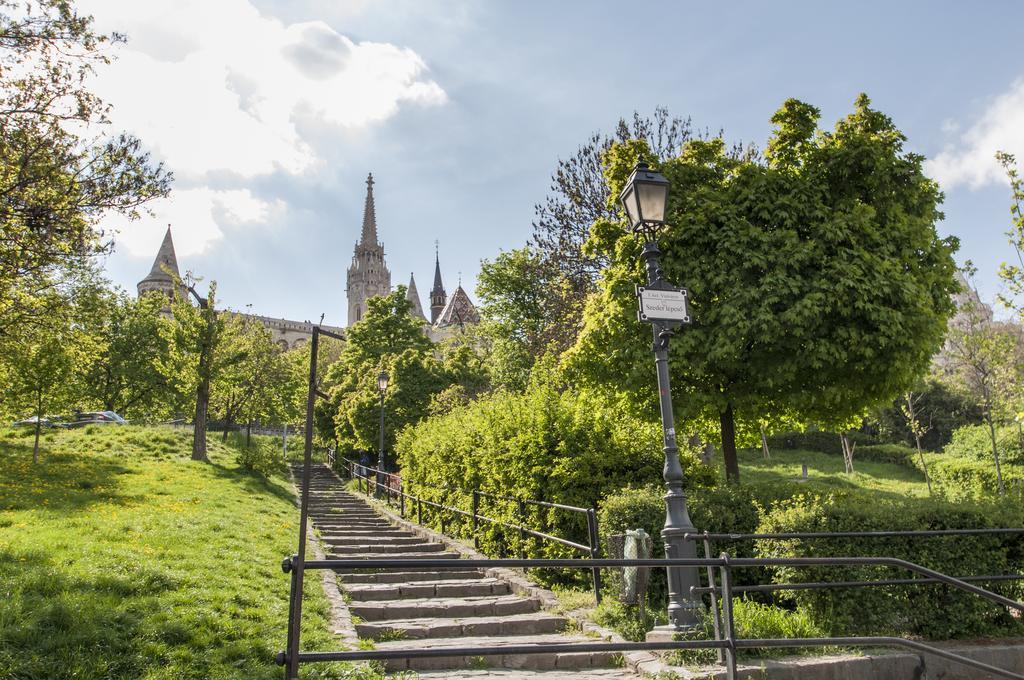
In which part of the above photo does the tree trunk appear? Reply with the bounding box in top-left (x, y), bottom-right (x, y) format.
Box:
top-left (192, 379), bottom-right (210, 461)
top-left (221, 408), bottom-right (232, 443)
top-left (720, 404), bottom-right (740, 484)
top-left (33, 388), bottom-right (42, 464)
top-left (760, 425), bottom-right (770, 459)
top-left (246, 420), bottom-right (252, 449)
top-left (986, 412), bottom-right (1005, 496)
top-left (914, 433), bottom-right (933, 495)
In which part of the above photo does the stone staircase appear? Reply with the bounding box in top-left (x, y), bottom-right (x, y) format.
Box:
top-left (296, 463), bottom-right (631, 675)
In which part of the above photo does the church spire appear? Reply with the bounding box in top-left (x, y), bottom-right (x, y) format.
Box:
top-left (429, 242), bottom-right (447, 325)
top-left (360, 173), bottom-right (378, 245)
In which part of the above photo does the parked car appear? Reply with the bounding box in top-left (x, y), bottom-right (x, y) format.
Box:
top-left (12, 415), bottom-right (66, 429)
top-left (66, 411), bottom-right (127, 428)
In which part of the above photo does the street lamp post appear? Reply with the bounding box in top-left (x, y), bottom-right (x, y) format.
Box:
top-left (620, 160), bottom-right (703, 633)
top-left (376, 370), bottom-right (389, 499)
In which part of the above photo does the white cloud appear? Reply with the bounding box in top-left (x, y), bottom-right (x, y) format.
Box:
top-left (926, 78), bottom-right (1024, 190)
top-left (114, 188), bottom-right (284, 258)
top-left (78, 0), bottom-right (446, 255)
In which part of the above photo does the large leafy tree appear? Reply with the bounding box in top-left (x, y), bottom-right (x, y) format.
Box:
top-left (79, 288), bottom-right (175, 418)
top-left (0, 0), bottom-right (169, 338)
top-left (211, 313), bottom-right (297, 438)
top-left (567, 95), bottom-right (959, 483)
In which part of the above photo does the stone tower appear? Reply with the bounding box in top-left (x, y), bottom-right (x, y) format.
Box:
top-left (346, 173), bottom-right (391, 325)
top-left (429, 247), bottom-right (447, 324)
top-left (137, 225), bottom-right (182, 308)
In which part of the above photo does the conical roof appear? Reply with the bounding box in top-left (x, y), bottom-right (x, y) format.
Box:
top-left (431, 248), bottom-right (444, 295)
top-left (142, 226), bottom-right (180, 282)
top-left (360, 173), bottom-right (378, 246)
top-left (435, 285), bottom-right (480, 328)
top-left (406, 273), bottom-right (426, 320)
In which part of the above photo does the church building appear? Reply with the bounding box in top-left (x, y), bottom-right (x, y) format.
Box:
top-left (138, 173), bottom-right (477, 347)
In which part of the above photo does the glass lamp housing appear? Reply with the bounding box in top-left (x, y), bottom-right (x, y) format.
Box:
top-left (619, 161), bottom-right (670, 234)
top-left (377, 371), bottom-right (389, 392)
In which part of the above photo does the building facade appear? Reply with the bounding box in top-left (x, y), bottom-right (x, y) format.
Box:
top-left (137, 173), bottom-right (476, 348)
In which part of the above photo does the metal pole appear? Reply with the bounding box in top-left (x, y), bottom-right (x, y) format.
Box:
top-left (377, 389), bottom-right (385, 499)
top-left (719, 555), bottom-right (737, 680)
top-left (284, 326), bottom-right (319, 678)
top-left (641, 239), bottom-right (702, 631)
top-left (472, 491), bottom-right (480, 549)
top-left (587, 507), bottom-right (603, 604)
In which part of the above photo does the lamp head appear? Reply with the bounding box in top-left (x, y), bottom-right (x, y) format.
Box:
top-left (619, 159), bottom-right (670, 239)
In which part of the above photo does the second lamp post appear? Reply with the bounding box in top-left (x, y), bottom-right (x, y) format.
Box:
top-left (376, 370), bottom-right (389, 498)
top-left (620, 160), bottom-right (703, 632)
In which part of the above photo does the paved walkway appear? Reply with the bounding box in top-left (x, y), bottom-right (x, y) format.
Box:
top-left (298, 463), bottom-right (638, 676)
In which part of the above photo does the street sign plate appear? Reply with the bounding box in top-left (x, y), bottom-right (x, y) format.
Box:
top-left (637, 286), bottom-right (691, 324)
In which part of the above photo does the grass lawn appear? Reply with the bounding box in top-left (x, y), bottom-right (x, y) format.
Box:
top-left (736, 446), bottom-right (931, 499)
top-left (0, 425), bottom-right (370, 679)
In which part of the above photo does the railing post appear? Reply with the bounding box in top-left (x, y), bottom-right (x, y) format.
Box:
top-left (282, 556), bottom-right (298, 678)
top-left (440, 493), bottom-right (448, 535)
top-left (703, 535), bottom-right (724, 665)
top-left (587, 507), bottom-right (603, 604)
top-left (517, 499), bottom-right (527, 559)
top-left (472, 491), bottom-right (480, 550)
top-left (718, 553), bottom-right (737, 680)
top-left (417, 495), bottom-right (422, 525)
top-left (400, 484), bottom-right (405, 518)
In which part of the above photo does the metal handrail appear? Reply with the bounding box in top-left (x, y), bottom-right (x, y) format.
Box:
top-left (282, 554), bottom-right (1024, 680)
top-left (339, 458), bottom-right (603, 600)
top-left (690, 528), bottom-right (1024, 541)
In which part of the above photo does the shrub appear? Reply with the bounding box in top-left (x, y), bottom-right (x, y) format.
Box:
top-left (855, 444), bottom-right (919, 469)
top-left (235, 437), bottom-right (284, 478)
top-left (396, 380), bottom-right (718, 572)
top-left (926, 454), bottom-right (1024, 502)
top-left (945, 424), bottom-right (1024, 465)
top-left (766, 429), bottom-right (877, 455)
top-left (755, 490), bottom-right (1024, 639)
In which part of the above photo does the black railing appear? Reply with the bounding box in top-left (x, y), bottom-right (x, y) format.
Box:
top-left (279, 554), bottom-right (1024, 680)
top-left (339, 457), bottom-right (603, 601)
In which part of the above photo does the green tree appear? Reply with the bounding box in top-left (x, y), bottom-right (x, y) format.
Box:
top-left (211, 313), bottom-right (295, 440)
top-left (80, 288), bottom-right (175, 419)
top-left (163, 279), bottom-right (238, 462)
top-left (0, 0), bottom-right (169, 339)
top-left (567, 95), bottom-right (959, 483)
top-left (3, 284), bottom-right (95, 462)
top-left (940, 284), bottom-right (1020, 496)
top-left (996, 151), bottom-right (1024, 314)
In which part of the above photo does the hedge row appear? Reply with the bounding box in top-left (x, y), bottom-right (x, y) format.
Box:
top-left (395, 380), bottom-right (717, 575)
top-left (766, 430), bottom-right (878, 455)
top-left (944, 424), bottom-right (1024, 464)
top-left (599, 483), bottom-right (1024, 640)
top-left (756, 491), bottom-right (1024, 639)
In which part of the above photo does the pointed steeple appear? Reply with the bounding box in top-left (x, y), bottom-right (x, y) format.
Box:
top-left (407, 273), bottom-right (426, 320)
top-left (429, 242), bottom-right (447, 325)
top-left (147, 225), bottom-right (180, 281)
top-left (360, 173), bottom-right (378, 245)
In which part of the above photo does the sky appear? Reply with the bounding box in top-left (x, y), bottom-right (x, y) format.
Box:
top-left (82, 0), bottom-right (1024, 326)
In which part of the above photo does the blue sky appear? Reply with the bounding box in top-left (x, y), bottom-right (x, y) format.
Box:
top-left (88, 0), bottom-right (1024, 325)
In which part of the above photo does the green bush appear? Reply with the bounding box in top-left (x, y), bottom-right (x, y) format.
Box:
top-left (766, 429), bottom-right (877, 455)
top-left (855, 444), bottom-right (919, 469)
top-left (926, 454), bottom-right (1024, 502)
top-left (396, 380), bottom-right (718, 575)
top-left (235, 437), bottom-right (284, 478)
top-left (945, 424), bottom-right (1024, 464)
top-left (755, 490), bottom-right (1024, 639)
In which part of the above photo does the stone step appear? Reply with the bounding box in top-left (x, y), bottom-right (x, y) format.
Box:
top-left (327, 542), bottom-right (447, 554)
top-left (350, 594), bottom-right (541, 621)
top-left (315, 524), bottom-right (405, 532)
top-left (319, 535), bottom-right (425, 546)
top-left (344, 577), bottom-right (511, 601)
top-left (338, 569), bottom-right (485, 584)
top-left (357, 612), bottom-right (568, 640)
top-left (326, 550), bottom-right (462, 562)
top-left (412, 672), bottom-right (633, 679)
top-left (377, 633), bottom-right (618, 672)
